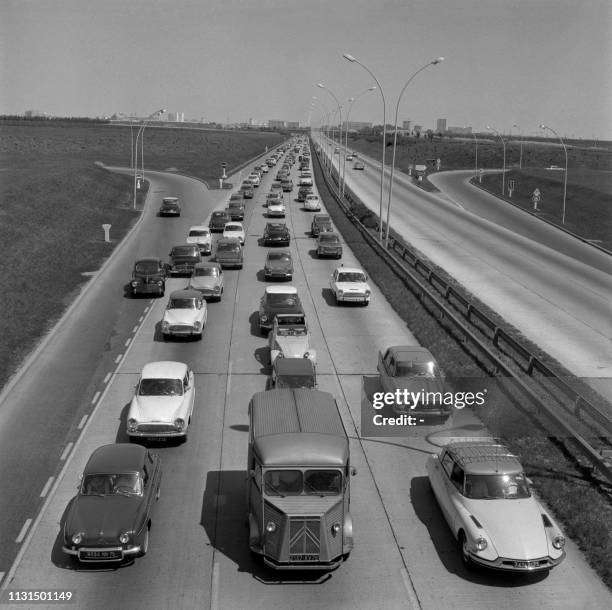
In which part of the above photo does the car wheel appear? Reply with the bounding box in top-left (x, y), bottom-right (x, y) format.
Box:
top-left (458, 531), bottom-right (474, 570)
top-left (139, 526), bottom-right (150, 557)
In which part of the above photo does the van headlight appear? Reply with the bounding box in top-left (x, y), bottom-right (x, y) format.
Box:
top-left (552, 534), bottom-right (565, 549)
top-left (331, 523), bottom-right (341, 536)
top-left (266, 522), bottom-right (277, 533)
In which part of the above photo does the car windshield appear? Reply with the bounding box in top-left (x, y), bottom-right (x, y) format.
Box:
top-left (212, 213), bottom-right (227, 219)
top-left (337, 272), bottom-right (366, 283)
top-left (319, 234), bottom-right (338, 243)
top-left (194, 267), bottom-right (218, 277)
top-left (138, 378), bottom-right (183, 396)
top-left (276, 375), bottom-right (316, 389)
top-left (395, 360), bottom-right (439, 377)
top-left (225, 225), bottom-right (242, 232)
top-left (217, 242), bottom-right (240, 253)
top-left (268, 253), bottom-right (291, 262)
top-left (134, 261), bottom-right (160, 274)
top-left (82, 473), bottom-right (143, 497)
top-left (264, 470), bottom-right (341, 496)
top-left (464, 473), bottom-right (531, 500)
top-left (267, 293), bottom-right (299, 307)
top-left (315, 216), bottom-right (330, 223)
top-left (169, 297), bottom-right (199, 309)
top-left (189, 230), bottom-right (209, 237)
top-left (276, 326), bottom-right (307, 336)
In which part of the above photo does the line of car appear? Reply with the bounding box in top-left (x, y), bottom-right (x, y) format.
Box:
top-left (63, 137), bottom-right (568, 576)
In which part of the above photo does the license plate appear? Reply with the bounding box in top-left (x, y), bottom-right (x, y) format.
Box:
top-left (514, 560), bottom-right (541, 568)
top-left (290, 554), bottom-right (319, 562)
top-left (81, 550), bottom-right (121, 560)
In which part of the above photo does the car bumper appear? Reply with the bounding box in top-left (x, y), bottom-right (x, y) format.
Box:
top-left (62, 544), bottom-right (142, 562)
top-left (132, 284), bottom-right (164, 295)
top-left (337, 294), bottom-right (369, 303)
top-left (163, 325), bottom-right (202, 337)
top-left (468, 551), bottom-right (565, 572)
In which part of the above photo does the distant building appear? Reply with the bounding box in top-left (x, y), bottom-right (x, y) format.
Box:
top-left (447, 126), bottom-right (472, 135)
top-left (436, 118), bottom-right (447, 133)
top-left (167, 112), bottom-right (184, 122)
top-left (286, 121), bottom-right (300, 129)
top-left (342, 121), bottom-right (372, 131)
top-left (24, 109), bottom-right (46, 118)
top-left (268, 120), bottom-right (286, 128)
top-left (402, 120), bottom-right (412, 132)
top-left (413, 124), bottom-right (423, 135)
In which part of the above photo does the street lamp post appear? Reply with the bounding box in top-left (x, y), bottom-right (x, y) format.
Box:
top-left (312, 97), bottom-right (331, 174)
top-left (133, 108), bottom-right (165, 209)
top-left (342, 86), bottom-right (376, 196)
top-left (486, 125), bottom-right (507, 196)
top-left (317, 83), bottom-right (343, 196)
top-left (343, 53), bottom-right (387, 242)
top-left (540, 123), bottom-right (568, 224)
top-left (512, 123), bottom-right (523, 169)
top-left (384, 57), bottom-right (444, 247)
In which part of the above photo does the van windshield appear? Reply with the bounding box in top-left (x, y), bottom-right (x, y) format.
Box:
top-left (264, 469), bottom-right (342, 496)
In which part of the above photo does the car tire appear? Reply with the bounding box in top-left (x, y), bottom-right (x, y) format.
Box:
top-left (139, 526), bottom-right (149, 557)
top-left (458, 531), bottom-right (474, 570)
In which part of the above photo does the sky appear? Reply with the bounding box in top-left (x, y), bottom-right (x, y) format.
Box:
top-left (1, 0), bottom-right (611, 139)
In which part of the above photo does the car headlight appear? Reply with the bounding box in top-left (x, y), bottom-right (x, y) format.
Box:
top-left (174, 418), bottom-right (185, 431)
top-left (337, 289), bottom-right (344, 296)
top-left (127, 418), bottom-right (138, 432)
top-left (131, 281), bottom-right (139, 288)
top-left (162, 321), bottom-right (169, 331)
top-left (474, 537), bottom-right (488, 552)
top-left (303, 352), bottom-right (310, 359)
top-left (214, 285), bottom-right (221, 292)
top-left (266, 521), bottom-right (277, 533)
top-left (331, 523), bottom-right (341, 536)
top-left (193, 321), bottom-right (202, 331)
top-left (365, 290), bottom-right (371, 296)
top-left (157, 280), bottom-right (163, 286)
top-left (552, 534), bottom-right (565, 549)
top-left (260, 313), bottom-right (268, 322)
top-left (119, 532), bottom-right (130, 544)
top-left (71, 533), bottom-right (83, 545)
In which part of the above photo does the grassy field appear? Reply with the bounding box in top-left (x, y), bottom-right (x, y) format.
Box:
top-left (311, 145), bottom-right (612, 588)
top-left (341, 132), bottom-right (612, 250)
top-left (0, 119), bottom-right (284, 389)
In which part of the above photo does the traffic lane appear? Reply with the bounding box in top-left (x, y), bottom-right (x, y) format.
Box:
top-left (428, 170), bottom-right (612, 275)
top-left (0, 170), bottom-right (229, 576)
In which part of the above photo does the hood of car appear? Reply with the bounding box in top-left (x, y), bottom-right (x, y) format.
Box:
top-left (335, 281), bottom-right (370, 292)
top-left (274, 335), bottom-right (310, 358)
top-left (66, 495), bottom-right (141, 541)
top-left (189, 277), bottom-right (220, 290)
top-left (464, 497), bottom-right (550, 559)
top-left (224, 231), bottom-right (244, 240)
top-left (130, 395), bottom-right (185, 422)
top-left (163, 309), bottom-right (201, 325)
top-left (186, 236), bottom-right (210, 245)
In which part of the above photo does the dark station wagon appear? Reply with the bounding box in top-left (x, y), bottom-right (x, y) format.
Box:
top-left (62, 443), bottom-right (161, 563)
top-left (158, 197), bottom-right (181, 217)
top-left (209, 210), bottom-right (231, 232)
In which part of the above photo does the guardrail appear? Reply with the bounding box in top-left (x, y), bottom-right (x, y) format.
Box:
top-left (312, 141), bottom-right (612, 482)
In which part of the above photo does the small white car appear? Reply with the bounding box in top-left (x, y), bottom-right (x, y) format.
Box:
top-left (247, 173), bottom-right (260, 187)
top-left (329, 266), bottom-right (371, 305)
top-left (223, 222), bottom-right (245, 245)
top-left (268, 314), bottom-right (316, 366)
top-left (303, 194), bottom-right (321, 211)
top-left (127, 361), bottom-right (195, 441)
top-left (161, 289), bottom-right (207, 340)
top-left (426, 440), bottom-right (566, 572)
top-left (299, 171), bottom-right (313, 187)
top-left (188, 262), bottom-right (224, 301)
top-left (267, 201), bottom-right (286, 217)
top-left (186, 226), bottom-right (212, 255)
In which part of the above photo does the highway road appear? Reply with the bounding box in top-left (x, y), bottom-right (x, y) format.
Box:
top-left (322, 140), bottom-right (612, 404)
top-left (0, 144), bottom-right (610, 609)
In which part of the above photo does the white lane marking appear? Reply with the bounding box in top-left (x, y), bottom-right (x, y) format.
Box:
top-left (91, 391), bottom-right (100, 405)
top-left (144, 306), bottom-right (150, 313)
top-left (210, 561), bottom-right (220, 610)
top-left (77, 415), bottom-right (88, 430)
top-left (0, 573), bottom-right (4, 586)
top-left (225, 362), bottom-right (232, 397)
top-left (15, 520), bottom-right (32, 544)
top-left (115, 354), bottom-right (123, 364)
top-left (400, 568), bottom-right (421, 609)
top-left (40, 477), bottom-right (54, 498)
top-left (103, 372), bottom-right (112, 384)
top-left (124, 338), bottom-right (131, 348)
top-left (60, 442), bottom-right (73, 461)
top-left (132, 325), bottom-right (139, 333)
top-left (138, 316), bottom-right (144, 323)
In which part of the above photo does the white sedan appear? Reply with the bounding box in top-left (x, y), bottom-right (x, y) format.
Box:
top-left (223, 222), bottom-right (245, 245)
top-left (267, 201), bottom-right (286, 217)
top-left (303, 194), bottom-right (321, 211)
top-left (161, 289), bottom-right (207, 340)
top-left (127, 361), bottom-right (195, 441)
top-left (426, 440), bottom-right (566, 572)
top-left (329, 266), bottom-right (371, 305)
top-left (186, 226), bottom-right (212, 255)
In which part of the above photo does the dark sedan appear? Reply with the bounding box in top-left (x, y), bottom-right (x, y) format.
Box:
top-left (62, 444), bottom-right (161, 563)
top-left (311, 214), bottom-right (333, 237)
top-left (209, 210), bottom-right (231, 233)
top-left (263, 222), bottom-right (291, 247)
top-left (130, 257), bottom-right (167, 297)
top-left (158, 197), bottom-right (180, 217)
